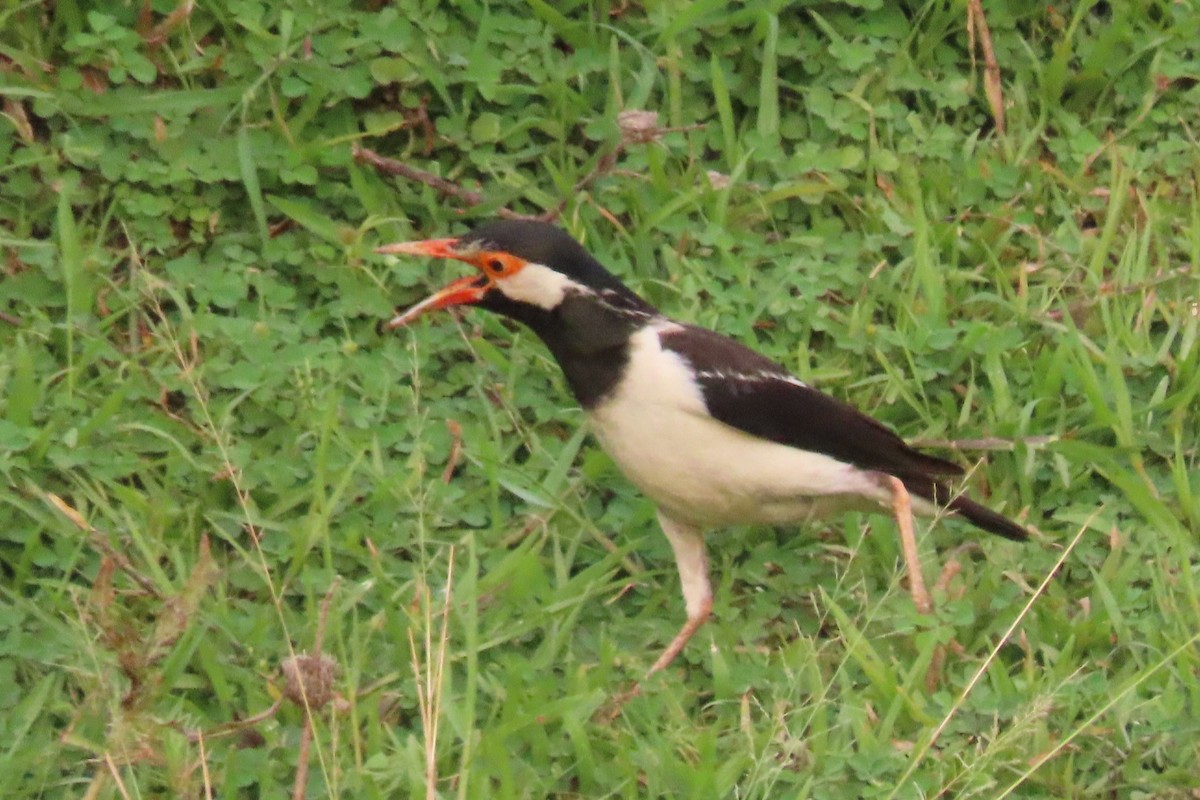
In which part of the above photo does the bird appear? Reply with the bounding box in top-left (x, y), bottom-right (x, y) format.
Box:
top-left (377, 219), bottom-right (1030, 685)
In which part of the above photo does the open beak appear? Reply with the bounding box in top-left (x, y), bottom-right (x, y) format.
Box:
top-left (376, 237), bottom-right (490, 329)
top-left (376, 238), bottom-right (462, 259)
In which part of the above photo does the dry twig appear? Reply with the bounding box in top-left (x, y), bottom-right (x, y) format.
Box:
top-left (409, 549), bottom-right (455, 800)
top-left (966, 0), bottom-right (1006, 134)
top-left (353, 145), bottom-right (531, 220)
top-left (441, 419), bottom-right (463, 483)
top-left (290, 580), bottom-right (341, 800)
top-left (910, 435), bottom-right (1056, 452)
top-left (356, 109), bottom-right (700, 223)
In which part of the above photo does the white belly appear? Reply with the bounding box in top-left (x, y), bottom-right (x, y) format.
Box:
top-left (587, 324), bottom-right (889, 528)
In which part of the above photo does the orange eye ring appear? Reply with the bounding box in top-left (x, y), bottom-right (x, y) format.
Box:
top-left (477, 251), bottom-right (525, 278)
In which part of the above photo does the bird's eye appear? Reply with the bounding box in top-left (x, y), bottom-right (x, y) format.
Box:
top-left (487, 258), bottom-right (505, 274)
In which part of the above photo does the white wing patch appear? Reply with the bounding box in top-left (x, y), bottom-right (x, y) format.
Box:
top-left (692, 368), bottom-right (807, 388)
top-left (596, 288), bottom-right (657, 321)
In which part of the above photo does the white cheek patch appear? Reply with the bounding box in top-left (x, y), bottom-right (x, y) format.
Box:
top-left (495, 262), bottom-right (586, 309)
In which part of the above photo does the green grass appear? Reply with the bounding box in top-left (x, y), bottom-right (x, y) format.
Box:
top-left (2, 1), bottom-right (1199, 797)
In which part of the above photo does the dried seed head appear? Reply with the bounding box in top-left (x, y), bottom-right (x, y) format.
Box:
top-left (280, 652), bottom-right (340, 709)
top-left (618, 110), bottom-right (661, 145)
top-left (705, 170), bottom-right (731, 190)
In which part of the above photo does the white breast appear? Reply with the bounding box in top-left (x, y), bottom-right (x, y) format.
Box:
top-left (587, 323), bottom-right (889, 528)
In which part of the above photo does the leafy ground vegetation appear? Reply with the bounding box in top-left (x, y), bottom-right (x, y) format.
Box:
top-left (2, 1), bottom-right (1199, 797)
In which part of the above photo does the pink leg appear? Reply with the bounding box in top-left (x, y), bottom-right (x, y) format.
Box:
top-left (884, 475), bottom-right (934, 614)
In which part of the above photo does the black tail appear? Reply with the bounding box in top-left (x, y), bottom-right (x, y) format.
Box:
top-left (903, 476), bottom-right (1030, 542)
top-left (944, 492), bottom-right (1030, 541)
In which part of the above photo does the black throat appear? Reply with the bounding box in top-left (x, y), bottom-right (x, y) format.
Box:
top-left (480, 288), bottom-right (658, 409)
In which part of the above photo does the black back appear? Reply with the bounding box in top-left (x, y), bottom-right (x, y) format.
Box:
top-left (659, 325), bottom-right (967, 481)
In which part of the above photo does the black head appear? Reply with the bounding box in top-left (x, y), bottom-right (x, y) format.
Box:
top-left (458, 220), bottom-right (630, 295)
top-left (377, 218), bottom-right (658, 407)
top-left (377, 219), bottom-right (651, 328)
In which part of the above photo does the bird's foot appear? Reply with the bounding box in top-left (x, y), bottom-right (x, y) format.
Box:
top-left (884, 475), bottom-right (935, 615)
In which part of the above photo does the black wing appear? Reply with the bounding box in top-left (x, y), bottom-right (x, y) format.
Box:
top-left (660, 324), bottom-right (1030, 541)
top-left (659, 324), bottom-right (964, 480)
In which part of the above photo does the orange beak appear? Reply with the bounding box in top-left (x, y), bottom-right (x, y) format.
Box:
top-left (375, 238), bottom-right (462, 259)
top-left (376, 238), bottom-right (491, 329)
